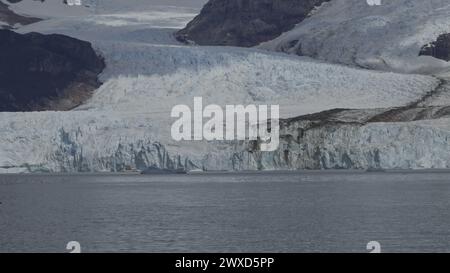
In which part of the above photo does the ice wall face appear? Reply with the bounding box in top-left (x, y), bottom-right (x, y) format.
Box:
top-left (0, 111), bottom-right (200, 173)
top-left (249, 118), bottom-right (450, 170)
top-left (1, 109), bottom-right (449, 173)
top-left (54, 117), bottom-right (450, 172)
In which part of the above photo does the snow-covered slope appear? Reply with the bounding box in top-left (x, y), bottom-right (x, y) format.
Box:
top-left (2, 0), bottom-right (92, 18)
top-left (14, 0), bottom-right (205, 43)
top-left (4, 0), bottom-right (207, 18)
top-left (260, 0), bottom-right (450, 74)
top-left (0, 0), bottom-right (449, 172)
top-left (0, 0), bottom-right (40, 28)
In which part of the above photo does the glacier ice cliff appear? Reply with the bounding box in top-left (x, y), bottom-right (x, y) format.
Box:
top-left (1, 110), bottom-right (449, 173)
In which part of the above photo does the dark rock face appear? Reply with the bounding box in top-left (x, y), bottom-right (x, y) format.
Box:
top-left (0, 29), bottom-right (105, 112)
top-left (420, 34), bottom-right (450, 61)
top-left (176, 0), bottom-right (330, 47)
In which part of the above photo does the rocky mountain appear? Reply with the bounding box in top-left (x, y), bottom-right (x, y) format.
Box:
top-left (420, 34), bottom-right (450, 62)
top-left (176, 0), bottom-right (329, 47)
top-left (0, 29), bottom-right (105, 111)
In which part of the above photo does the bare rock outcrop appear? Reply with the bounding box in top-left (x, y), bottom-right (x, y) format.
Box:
top-left (176, 0), bottom-right (329, 47)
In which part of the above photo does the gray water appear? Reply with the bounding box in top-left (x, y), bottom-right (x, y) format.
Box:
top-left (1, 170), bottom-right (450, 253)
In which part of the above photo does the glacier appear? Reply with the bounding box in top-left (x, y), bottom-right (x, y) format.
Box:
top-left (0, 0), bottom-right (449, 173)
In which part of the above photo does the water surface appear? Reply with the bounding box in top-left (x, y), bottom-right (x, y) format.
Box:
top-left (1, 170), bottom-right (450, 253)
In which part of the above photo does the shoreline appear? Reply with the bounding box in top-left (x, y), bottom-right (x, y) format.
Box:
top-left (1, 168), bottom-right (450, 176)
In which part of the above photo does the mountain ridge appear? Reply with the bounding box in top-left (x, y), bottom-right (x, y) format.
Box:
top-left (0, 29), bottom-right (105, 111)
top-left (176, 0), bottom-right (330, 47)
